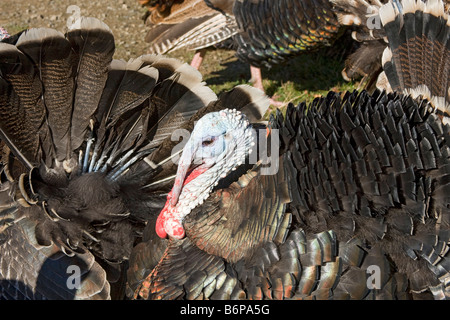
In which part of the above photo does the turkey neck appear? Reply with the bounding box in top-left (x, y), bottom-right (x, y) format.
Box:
top-left (155, 142), bottom-right (242, 240)
top-left (155, 108), bottom-right (255, 240)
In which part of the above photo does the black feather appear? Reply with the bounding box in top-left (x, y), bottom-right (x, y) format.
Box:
top-left (67, 18), bottom-right (115, 152)
top-left (15, 28), bottom-right (74, 162)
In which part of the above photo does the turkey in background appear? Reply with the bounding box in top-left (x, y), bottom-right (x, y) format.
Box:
top-left (137, 0), bottom-right (346, 107)
top-left (137, 0), bottom-right (432, 106)
top-left (138, 0), bottom-right (237, 68)
top-left (131, 0), bottom-right (450, 300)
top-left (332, 0), bottom-right (450, 86)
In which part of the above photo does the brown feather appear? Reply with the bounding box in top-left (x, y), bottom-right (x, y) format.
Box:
top-left (67, 17), bottom-right (115, 152)
top-left (16, 28), bottom-right (75, 162)
top-left (0, 44), bottom-right (45, 167)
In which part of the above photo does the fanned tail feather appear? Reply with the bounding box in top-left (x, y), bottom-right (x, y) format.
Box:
top-left (68, 17), bottom-right (115, 154)
top-left (0, 43), bottom-right (45, 168)
top-left (15, 28), bottom-right (74, 162)
top-left (93, 54), bottom-right (218, 183)
top-left (379, 0), bottom-right (450, 117)
top-left (140, 55), bottom-right (217, 147)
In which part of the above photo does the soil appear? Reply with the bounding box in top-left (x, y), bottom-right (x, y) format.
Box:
top-left (0, 0), bottom-right (155, 59)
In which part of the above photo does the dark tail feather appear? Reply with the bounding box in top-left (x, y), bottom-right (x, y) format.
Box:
top-left (67, 17), bottom-right (115, 153)
top-left (0, 43), bottom-right (45, 167)
top-left (15, 28), bottom-right (74, 162)
top-left (209, 84), bottom-right (270, 123)
top-left (96, 58), bottom-right (159, 132)
top-left (88, 57), bottom-right (161, 177)
top-left (380, 0), bottom-right (411, 91)
top-left (137, 55), bottom-right (217, 151)
top-left (89, 55), bottom-right (217, 185)
top-left (379, 0), bottom-right (450, 116)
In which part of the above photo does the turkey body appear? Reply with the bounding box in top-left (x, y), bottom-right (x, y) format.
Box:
top-left (230, 0), bottom-right (342, 68)
top-left (140, 0), bottom-right (342, 65)
top-left (131, 89), bottom-right (450, 300)
top-left (130, 0), bottom-right (450, 300)
top-left (138, 0), bottom-right (345, 105)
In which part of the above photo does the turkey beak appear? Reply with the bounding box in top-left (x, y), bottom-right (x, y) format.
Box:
top-left (170, 140), bottom-right (197, 206)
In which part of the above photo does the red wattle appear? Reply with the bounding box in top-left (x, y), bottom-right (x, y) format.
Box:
top-left (155, 195), bottom-right (172, 239)
top-left (155, 166), bottom-right (209, 239)
top-left (155, 212), bottom-right (168, 238)
top-left (183, 166), bottom-right (208, 184)
top-left (169, 217), bottom-right (186, 240)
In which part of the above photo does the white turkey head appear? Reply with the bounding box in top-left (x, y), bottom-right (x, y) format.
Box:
top-left (155, 108), bottom-right (256, 239)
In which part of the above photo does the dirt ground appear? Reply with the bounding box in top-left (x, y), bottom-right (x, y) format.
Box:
top-left (0, 0), bottom-right (173, 60)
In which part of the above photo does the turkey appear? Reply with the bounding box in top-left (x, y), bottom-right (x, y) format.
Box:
top-left (138, 0), bottom-right (238, 70)
top-left (332, 0), bottom-right (450, 85)
top-left (130, 0), bottom-right (450, 300)
top-left (0, 15), bottom-right (252, 299)
top-left (138, 0), bottom-right (346, 107)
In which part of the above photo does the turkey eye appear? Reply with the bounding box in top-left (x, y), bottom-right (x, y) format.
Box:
top-left (202, 138), bottom-right (215, 147)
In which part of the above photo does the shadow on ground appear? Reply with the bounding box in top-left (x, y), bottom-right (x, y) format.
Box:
top-left (203, 30), bottom-right (359, 98)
